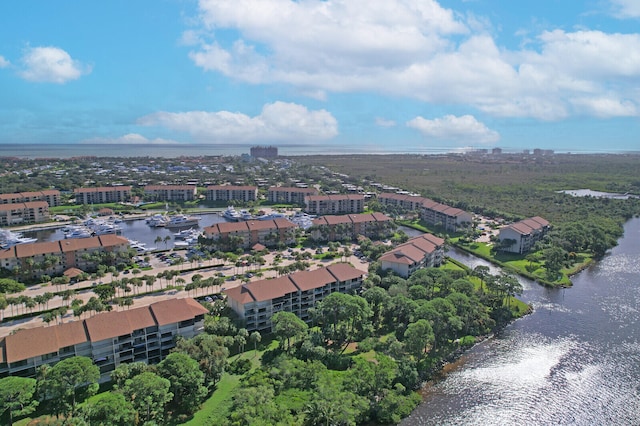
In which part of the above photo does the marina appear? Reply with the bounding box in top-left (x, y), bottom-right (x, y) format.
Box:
top-left (21, 212), bottom-right (227, 251)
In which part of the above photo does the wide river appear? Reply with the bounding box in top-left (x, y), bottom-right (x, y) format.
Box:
top-left (401, 217), bottom-right (640, 425)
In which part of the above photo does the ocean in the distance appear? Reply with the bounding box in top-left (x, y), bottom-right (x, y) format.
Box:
top-left (0, 143), bottom-right (463, 159)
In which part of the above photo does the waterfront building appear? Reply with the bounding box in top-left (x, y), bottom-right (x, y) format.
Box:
top-left (143, 185), bottom-right (197, 202)
top-left (0, 235), bottom-right (130, 280)
top-left (203, 218), bottom-right (297, 250)
top-left (377, 193), bottom-right (472, 232)
top-left (0, 190), bottom-right (60, 207)
top-left (224, 263), bottom-right (364, 332)
top-left (0, 298), bottom-right (208, 380)
top-left (498, 216), bottom-right (550, 254)
top-left (73, 186), bottom-right (132, 205)
top-left (0, 201), bottom-right (50, 226)
top-left (304, 194), bottom-right (365, 215)
top-left (206, 185), bottom-right (258, 203)
top-left (268, 186), bottom-right (318, 205)
top-left (309, 212), bottom-right (393, 241)
top-left (379, 233), bottom-right (445, 278)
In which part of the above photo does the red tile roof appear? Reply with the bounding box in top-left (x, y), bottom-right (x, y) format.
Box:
top-left (290, 268), bottom-right (336, 292)
top-left (274, 218), bottom-right (296, 229)
top-left (149, 298), bottom-right (208, 325)
top-left (1, 298), bottom-right (206, 363)
top-left (244, 276), bottom-right (298, 302)
top-left (326, 263), bottom-right (365, 282)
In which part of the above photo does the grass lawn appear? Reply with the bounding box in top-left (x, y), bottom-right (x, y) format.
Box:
top-left (181, 373), bottom-right (242, 426)
top-left (181, 340), bottom-right (278, 425)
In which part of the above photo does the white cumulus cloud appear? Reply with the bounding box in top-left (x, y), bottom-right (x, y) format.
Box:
top-left (610, 0), bottom-right (640, 18)
top-left (0, 55), bottom-right (10, 68)
top-left (186, 0), bottom-right (640, 121)
top-left (80, 134), bottom-right (178, 145)
top-left (137, 101), bottom-right (338, 143)
top-left (407, 114), bottom-right (499, 144)
top-left (19, 46), bottom-right (91, 83)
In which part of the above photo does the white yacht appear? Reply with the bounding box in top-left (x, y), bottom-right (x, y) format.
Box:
top-left (166, 214), bottom-right (200, 228)
top-left (65, 226), bottom-right (92, 239)
top-left (147, 214), bottom-right (168, 227)
top-left (0, 229), bottom-right (38, 248)
top-left (128, 239), bottom-right (154, 253)
top-left (256, 212), bottom-right (286, 221)
top-left (222, 206), bottom-right (241, 222)
top-left (239, 209), bottom-right (254, 221)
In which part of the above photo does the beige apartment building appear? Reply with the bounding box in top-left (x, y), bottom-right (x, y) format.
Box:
top-left (304, 194), bottom-right (365, 215)
top-left (0, 235), bottom-right (130, 280)
top-left (379, 233), bottom-right (445, 278)
top-left (268, 187), bottom-right (319, 205)
top-left (0, 190), bottom-right (61, 207)
top-left (0, 201), bottom-right (50, 226)
top-left (144, 185), bottom-right (197, 202)
top-left (74, 186), bottom-right (132, 204)
top-left (378, 193), bottom-right (472, 232)
top-left (498, 216), bottom-right (550, 254)
top-left (0, 298), bottom-right (208, 380)
top-left (206, 185), bottom-right (258, 203)
top-left (203, 218), bottom-right (297, 250)
top-left (309, 212), bottom-right (393, 241)
top-left (225, 263), bottom-right (364, 332)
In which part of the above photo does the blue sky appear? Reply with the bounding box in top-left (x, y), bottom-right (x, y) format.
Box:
top-left (1, 0), bottom-right (639, 153)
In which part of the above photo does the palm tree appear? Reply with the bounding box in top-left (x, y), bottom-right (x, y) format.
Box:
top-left (176, 277), bottom-right (186, 289)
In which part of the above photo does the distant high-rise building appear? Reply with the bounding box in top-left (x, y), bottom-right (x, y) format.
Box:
top-left (250, 146), bottom-right (278, 158)
top-left (492, 147), bottom-right (502, 155)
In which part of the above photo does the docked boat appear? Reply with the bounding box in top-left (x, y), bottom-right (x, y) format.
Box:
top-left (289, 212), bottom-right (314, 229)
top-left (88, 221), bottom-right (122, 235)
top-left (174, 228), bottom-right (195, 239)
top-left (256, 212), bottom-right (286, 221)
top-left (128, 239), bottom-right (155, 253)
top-left (239, 209), bottom-right (254, 221)
top-left (147, 214), bottom-right (168, 227)
top-left (222, 206), bottom-right (242, 222)
top-left (165, 214), bottom-right (200, 228)
top-left (0, 229), bottom-right (38, 248)
top-left (65, 226), bottom-right (92, 239)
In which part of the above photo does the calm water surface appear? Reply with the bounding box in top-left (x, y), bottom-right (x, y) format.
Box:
top-left (22, 213), bottom-right (227, 250)
top-left (402, 218), bottom-right (640, 425)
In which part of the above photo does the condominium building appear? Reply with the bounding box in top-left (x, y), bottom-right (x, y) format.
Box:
top-left (206, 185), bottom-right (258, 203)
top-left (378, 193), bottom-right (472, 232)
top-left (74, 186), bottom-right (132, 204)
top-left (304, 194), bottom-right (365, 215)
top-left (309, 212), bottom-right (393, 241)
top-left (0, 201), bottom-right (50, 226)
top-left (268, 187), bottom-right (319, 205)
top-left (203, 218), bottom-right (297, 250)
top-left (224, 263), bottom-right (364, 332)
top-left (0, 190), bottom-right (61, 207)
top-left (0, 298), bottom-right (208, 380)
top-left (0, 235), bottom-right (130, 280)
top-left (498, 216), bottom-right (550, 254)
top-left (379, 233), bottom-right (445, 278)
top-left (143, 185), bottom-right (197, 202)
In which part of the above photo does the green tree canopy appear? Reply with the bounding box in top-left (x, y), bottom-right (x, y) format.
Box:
top-left (157, 352), bottom-right (208, 414)
top-left (272, 311), bottom-right (309, 352)
top-left (123, 371), bottom-right (172, 424)
top-left (0, 376), bottom-right (38, 426)
top-left (80, 392), bottom-right (136, 426)
top-left (42, 356), bottom-right (99, 417)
